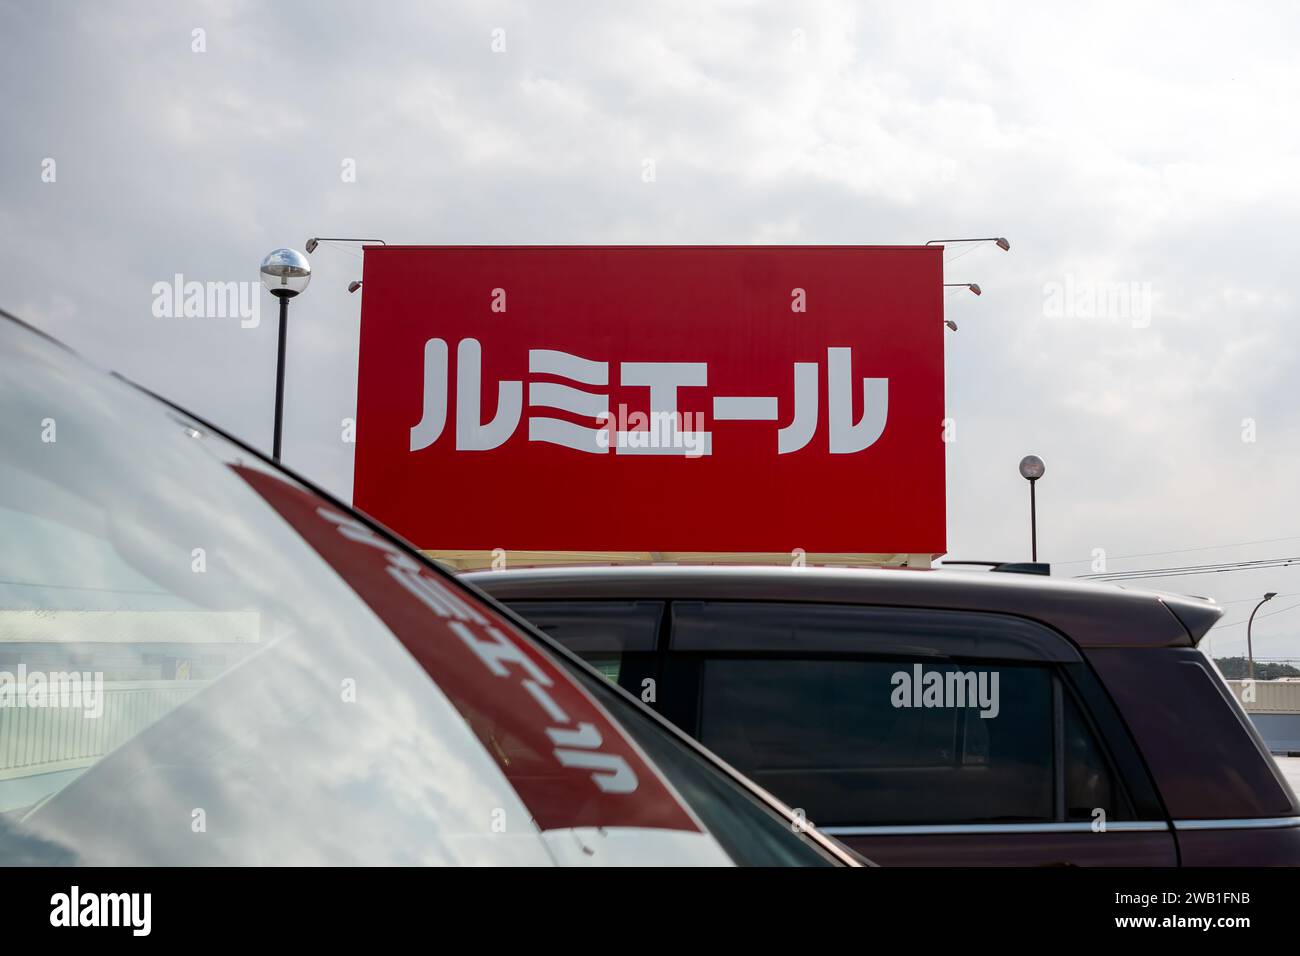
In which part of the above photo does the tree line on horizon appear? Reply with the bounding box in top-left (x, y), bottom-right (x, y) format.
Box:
top-left (1214, 656), bottom-right (1300, 680)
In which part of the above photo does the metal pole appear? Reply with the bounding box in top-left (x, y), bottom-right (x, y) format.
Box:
top-left (1247, 600), bottom-right (1263, 683)
top-left (273, 295), bottom-right (289, 461)
top-left (1029, 479), bottom-right (1038, 562)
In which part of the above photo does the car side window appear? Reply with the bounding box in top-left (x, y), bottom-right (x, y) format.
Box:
top-left (673, 601), bottom-right (1138, 829)
top-left (696, 657), bottom-right (1056, 826)
top-left (505, 600), bottom-right (662, 697)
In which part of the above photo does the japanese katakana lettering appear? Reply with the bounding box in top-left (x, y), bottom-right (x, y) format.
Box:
top-left (408, 338), bottom-right (888, 456)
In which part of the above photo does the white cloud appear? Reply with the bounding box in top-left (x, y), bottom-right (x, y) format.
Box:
top-left (2, 0), bottom-right (1299, 657)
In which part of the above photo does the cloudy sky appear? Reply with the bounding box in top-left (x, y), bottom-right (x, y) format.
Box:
top-left (2, 0), bottom-right (1298, 661)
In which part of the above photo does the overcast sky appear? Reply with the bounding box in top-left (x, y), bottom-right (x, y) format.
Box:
top-left (2, 0), bottom-right (1298, 661)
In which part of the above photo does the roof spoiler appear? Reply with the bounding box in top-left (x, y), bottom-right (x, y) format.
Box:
top-left (1159, 593), bottom-right (1225, 646)
top-left (941, 560), bottom-right (1052, 576)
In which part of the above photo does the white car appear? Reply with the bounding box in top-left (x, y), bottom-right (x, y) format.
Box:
top-left (0, 310), bottom-right (857, 867)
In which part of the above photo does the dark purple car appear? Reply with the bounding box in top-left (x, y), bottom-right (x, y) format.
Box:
top-left (466, 563), bottom-right (1300, 866)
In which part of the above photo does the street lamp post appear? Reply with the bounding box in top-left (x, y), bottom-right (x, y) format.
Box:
top-left (259, 248), bottom-right (312, 462)
top-left (1246, 592), bottom-right (1278, 682)
top-left (1018, 455), bottom-right (1046, 561)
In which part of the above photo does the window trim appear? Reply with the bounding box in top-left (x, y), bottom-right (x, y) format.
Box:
top-left (820, 821), bottom-right (1170, 836)
top-left (1052, 674), bottom-right (1067, 821)
top-left (823, 816), bottom-right (1300, 836)
top-left (669, 600), bottom-right (1083, 663)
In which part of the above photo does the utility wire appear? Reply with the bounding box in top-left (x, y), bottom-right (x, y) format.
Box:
top-left (1211, 600), bottom-right (1300, 630)
top-left (1078, 554), bottom-right (1300, 582)
top-left (1213, 594), bottom-right (1297, 606)
top-left (1056, 533), bottom-right (1300, 566)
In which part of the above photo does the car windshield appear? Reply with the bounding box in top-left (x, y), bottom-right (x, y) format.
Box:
top-left (0, 318), bottom-right (839, 866)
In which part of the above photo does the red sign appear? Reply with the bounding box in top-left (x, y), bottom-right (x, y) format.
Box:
top-left (354, 246), bottom-right (946, 554)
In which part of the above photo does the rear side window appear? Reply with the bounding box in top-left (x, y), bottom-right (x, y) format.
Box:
top-left (697, 658), bottom-right (1055, 826)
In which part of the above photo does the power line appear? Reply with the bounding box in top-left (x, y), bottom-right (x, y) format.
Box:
top-left (1056, 533), bottom-right (1300, 566)
top-left (1078, 554), bottom-right (1300, 583)
top-left (1212, 600), bottom-right (1300, 630)
top-left (1214, 594), bottom-right (1298, 606)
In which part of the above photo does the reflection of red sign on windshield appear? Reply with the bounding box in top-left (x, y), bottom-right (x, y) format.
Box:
top-left (234, 465), bottom-right (699, 834)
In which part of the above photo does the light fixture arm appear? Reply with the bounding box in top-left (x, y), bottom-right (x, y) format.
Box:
top-left (926, 237), bottom-right (1011, 251)
top-left (305, 237), bottom-right (388, 253)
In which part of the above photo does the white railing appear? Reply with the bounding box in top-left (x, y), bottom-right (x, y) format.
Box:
top-left (0, 680), bottom-right (206, 780)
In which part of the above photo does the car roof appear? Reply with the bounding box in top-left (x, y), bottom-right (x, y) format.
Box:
top-left (462, 564), bottom-right (1223, 649)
